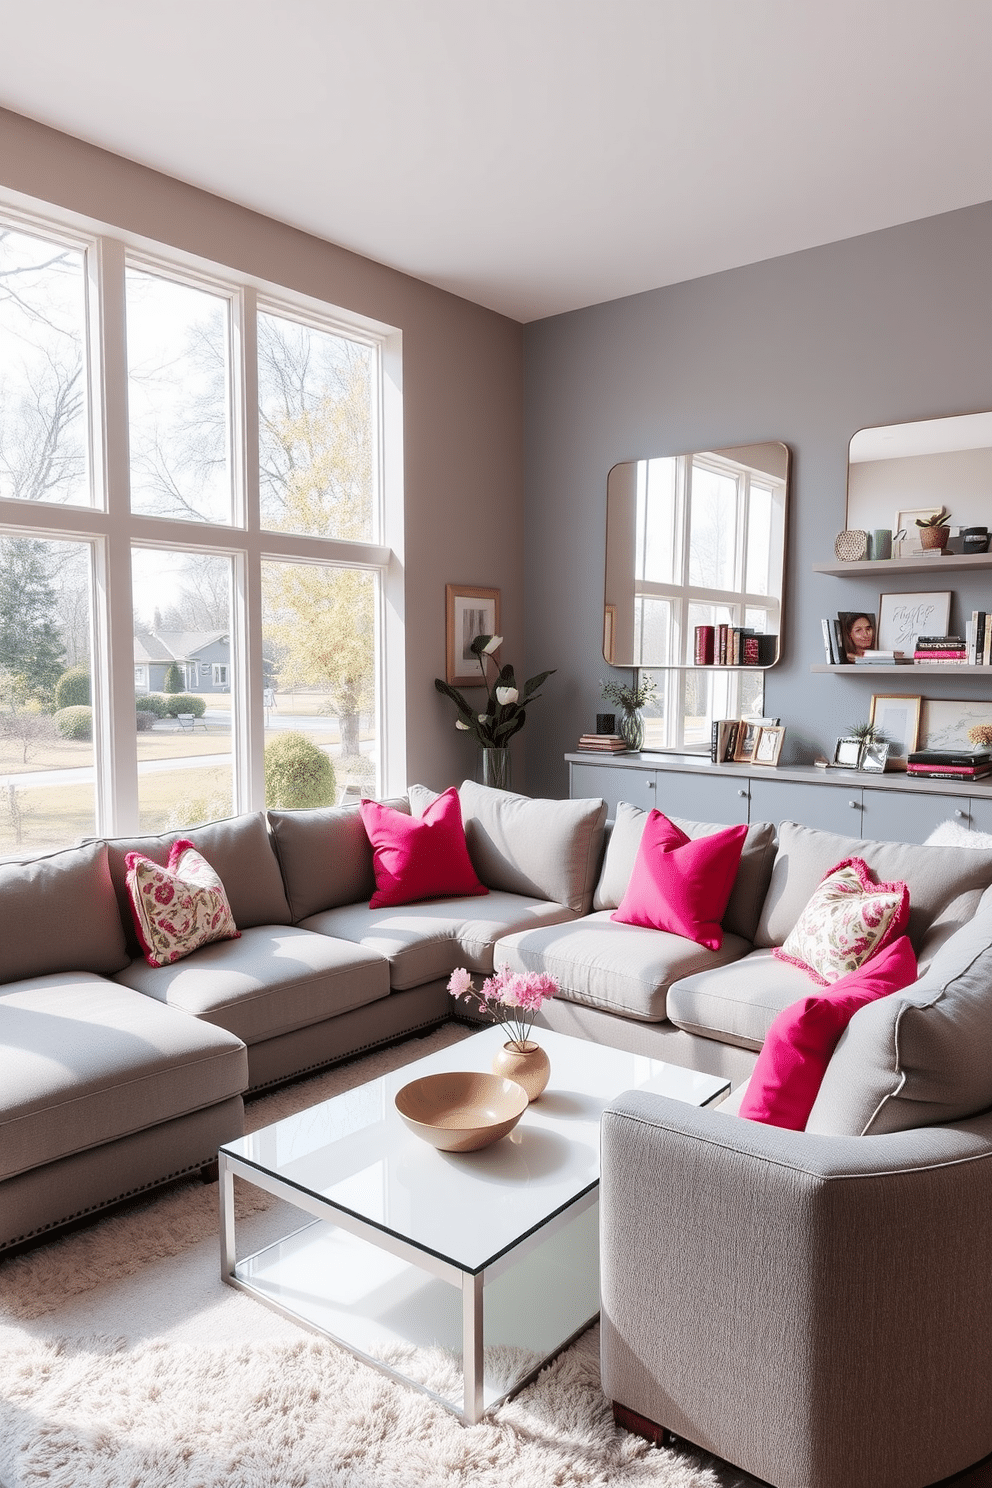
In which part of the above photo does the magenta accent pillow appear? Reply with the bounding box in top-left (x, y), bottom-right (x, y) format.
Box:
top-left (739, 934), bottom-right (918, 1130)
top-left (125, 839), bottom-right (240, 968)
top-left (360, 787), bottom-right (488, 909)
top-left (610, 809), bottom-right (747, 950)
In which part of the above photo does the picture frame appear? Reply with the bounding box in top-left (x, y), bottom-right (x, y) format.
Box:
top-left (732, 717), bottom-right (763, 763)
top-left (894, 506), bottom-right (944, 537)
top-left (752, 725), bottom-right (785, 767)
top-left (860, 739), bottom-right (890, 773)
top-left (876, 591), bottom-right (951, 654)
top-left (445, 584), bottom-right (500, 687)
top-left (836, 610), bottom-right (878, 661)
top-left (868, 694), bottom-right (922, 770)
top-left (921, 698), bottom-right (992, 752)
top-left (833, 736), bottom-right (863, 768)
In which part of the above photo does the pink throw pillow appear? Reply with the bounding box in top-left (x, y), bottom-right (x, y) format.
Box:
top-left (610, 810), bottom-right (747, 950)
top-left (773, 856), bottom-right (910, 985)
top-left (739, 934), bottom-right (918, 1130)
top-left (360, 787), bottom-right (488, 909)
top-left (125, 839), bottom-right (240, 968)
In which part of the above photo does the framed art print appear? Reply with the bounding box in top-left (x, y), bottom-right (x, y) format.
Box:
top-left (752, 725), bottom-right (785, 767)
top-left (877, 592), bottom-right (951, 654)
top-left (868, 694), bottom-right (921, 770)
top-left (445, 585), bottom-right (500, 686)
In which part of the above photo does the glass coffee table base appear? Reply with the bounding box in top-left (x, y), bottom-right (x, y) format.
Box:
top-left (221, 1158), bottom-right (599, 1423)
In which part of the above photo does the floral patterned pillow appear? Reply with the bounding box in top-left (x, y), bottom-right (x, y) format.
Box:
top-left (125, 839), bottom-right (240, 968)
top-left (773, 856), bottom-right (910, 986)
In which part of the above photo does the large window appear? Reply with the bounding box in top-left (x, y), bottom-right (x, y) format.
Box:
top-left (0, 207), bottom-right (401, 858)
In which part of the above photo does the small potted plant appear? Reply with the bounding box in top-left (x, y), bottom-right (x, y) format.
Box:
top-left (916, 507), bottom-right (952, 550)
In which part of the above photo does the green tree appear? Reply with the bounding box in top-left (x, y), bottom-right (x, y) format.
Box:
top-left (0, 538), bottom-right (65, 702)
top-left (163, 661), bottom-right (183, 694)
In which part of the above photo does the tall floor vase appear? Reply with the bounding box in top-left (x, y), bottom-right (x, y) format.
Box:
top-left (481, 747), bottom-right (512, 790)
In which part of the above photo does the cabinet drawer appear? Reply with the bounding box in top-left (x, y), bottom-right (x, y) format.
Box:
top-left (861, 788), bottom-right (970, 844)
top-left (653, 771), bottom-right (749, 825)
top-left (748, 778), bottom-right (864, 835)
top-left (569, 763), bottom-right (656, 815)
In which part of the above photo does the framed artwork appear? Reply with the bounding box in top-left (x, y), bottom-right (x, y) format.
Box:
top-left (752, 725), bottom-right (785, 767)
top-left (445, 584), bottom-right (500, 687)
top-left (733, 717), bottom-right (763, 763)
top-left (877, 591), bottom-right (951, 654)
top-left (921, 699), bottom-right (992, 752)
top-left (833, 737), bottom-right (863, 768)
top-left (861, 739), bottom-right (890, 773)
top-left (894, 506), bottom-right (944, 536)
top-left (868, 694), bottom-right (922, 770)
top-left (837, 610), bottom-right (877, 661)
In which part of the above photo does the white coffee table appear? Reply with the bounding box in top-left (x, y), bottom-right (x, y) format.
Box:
top-left (219, 1025), bottom-right (729, 1422)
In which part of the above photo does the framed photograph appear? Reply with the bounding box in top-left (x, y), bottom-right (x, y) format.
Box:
top-left (833, 736), bottom-right (863, 768)
top-left (876, 591), bottom-right (951, 654)
top-left (860, 739), bottom-right (890, 773)
top-left (445, 584), bottom-right (500, 686)
top-left (837, 610), bottom-right (878, 661)
top-left (752, 725), bottom-right (785, 767)
top-left (732, 717), bottom-right (763, 763)
top-left (921, 699), bottom-right (992, 752)
top-left (869, 694), bottom-right (922, 770)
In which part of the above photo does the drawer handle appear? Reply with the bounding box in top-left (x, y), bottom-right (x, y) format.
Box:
top-left (848, 799), bottom-right (860, 809)
top-left (737, 789), bottom-right (748, 798)
top-left (955, 809), bottom-right (968, 819)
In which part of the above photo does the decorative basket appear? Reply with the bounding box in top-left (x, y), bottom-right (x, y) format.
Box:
top-left (834, 529), bottom-right (869, 562)
top-left (919, 525), bottom-right (950, 550)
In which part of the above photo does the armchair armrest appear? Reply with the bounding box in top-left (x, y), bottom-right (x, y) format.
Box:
top-left (600, 1090), bottom-right (992, 1488)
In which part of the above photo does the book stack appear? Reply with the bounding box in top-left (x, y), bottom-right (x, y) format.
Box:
top-left (854, 649), bottom-right (912, 665)
top-left (906, 750), bottom-right (992, 781)
top-left (969, 612), bottom-right (992, 665)
top-left (710, 719), bottom-right (738, 763)
top-left (914, 635), bottom-right (968, 665)
top-left (577, 733), bottom-right (627, 754)
top-left (694, 627), bottom-right (777, 665)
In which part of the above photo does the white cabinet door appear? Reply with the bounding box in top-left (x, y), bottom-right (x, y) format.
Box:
top-left (861, 787), bottom-right (970, 844)
top-left (653, 771), bottom-right (750, 825)
top-left (568, 762), bottom-right (656, 815)
top-left (748, 778), bottom-right (865, 835)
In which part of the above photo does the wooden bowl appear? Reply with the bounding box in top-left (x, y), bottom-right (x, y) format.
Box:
top-left (394, 1071), bottom-right (528, 1152)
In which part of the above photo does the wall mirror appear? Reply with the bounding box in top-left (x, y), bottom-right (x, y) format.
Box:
top-left (604, 442), bottom-right (789, 668)
top-left (847, 411), bottom-right (992, 540)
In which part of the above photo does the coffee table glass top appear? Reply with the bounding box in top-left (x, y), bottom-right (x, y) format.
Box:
top-left (223, 1025), bottom-right (728, 1274)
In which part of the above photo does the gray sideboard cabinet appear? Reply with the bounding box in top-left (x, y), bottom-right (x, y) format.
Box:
top-left (566, 753), bottom-right (984, 845)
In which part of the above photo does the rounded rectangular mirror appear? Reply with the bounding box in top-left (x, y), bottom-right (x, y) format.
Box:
top-left (604, 442), bottom-right (789, 668)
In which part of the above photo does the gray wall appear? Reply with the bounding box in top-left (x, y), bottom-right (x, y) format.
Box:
top-left (523, 201), bottom-right (992, 798)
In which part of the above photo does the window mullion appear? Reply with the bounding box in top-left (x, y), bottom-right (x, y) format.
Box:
top-left (234, 286), bottom-right (265, 810)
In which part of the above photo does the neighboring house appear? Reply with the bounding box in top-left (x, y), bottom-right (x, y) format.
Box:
top-left (133, 631), bottom-right (231, 695)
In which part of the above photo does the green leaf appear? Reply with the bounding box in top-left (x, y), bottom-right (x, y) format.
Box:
top-left (434, 677), bottom-right (475, 721)
top-left (523, 669), bottom-right (555, 699)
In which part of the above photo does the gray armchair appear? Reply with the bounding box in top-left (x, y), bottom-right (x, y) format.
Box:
top-left (600, 1090), bottom-right (992, 1488)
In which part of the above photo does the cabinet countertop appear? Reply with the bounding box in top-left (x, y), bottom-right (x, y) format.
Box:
top-left (565, 752), bottom-right (992, 797)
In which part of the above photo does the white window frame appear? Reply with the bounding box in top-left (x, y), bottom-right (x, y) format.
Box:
top-left (0, 196), bottom-right (405, 840)
top-left (212, 663), bottom-right (227, 687)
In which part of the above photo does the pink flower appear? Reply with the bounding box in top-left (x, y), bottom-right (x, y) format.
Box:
top-left (515, 973), bottom-right (558, 1010)
top-left (447, 968), bottom-right (473, 999)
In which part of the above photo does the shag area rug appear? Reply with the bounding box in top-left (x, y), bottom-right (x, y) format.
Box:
top-left (0, 1026), bottom-right (758, 1488)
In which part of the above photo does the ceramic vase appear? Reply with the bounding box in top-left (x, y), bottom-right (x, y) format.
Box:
top-left (491, 1039), bottom-right (550, 1102)
top-left (481, 747), bottom-right (512, 790)
top-left (617, 708), bottom-right (644, 753)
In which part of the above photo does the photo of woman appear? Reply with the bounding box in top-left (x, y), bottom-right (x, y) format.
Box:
top-left (838, 610), bottom-right (877, 662)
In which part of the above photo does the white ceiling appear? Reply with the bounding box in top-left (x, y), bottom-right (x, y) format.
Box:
top-left (1, 0), bottom-right (991, 323)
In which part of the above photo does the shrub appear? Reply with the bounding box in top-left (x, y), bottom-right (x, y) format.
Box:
top-left (135, 709), bottom-right (157, 731)
top-left (162, 693), bottom-right (206, 718)
top-left (54, 705), bottom-right (93, 741)
top-left (163, 662), bottom-right (183, 694)
top-left (54, 666), bottom-right (91, 710)
top-left (137, 693), bottom-right (169, 718)
top-left (264, 731), bottom-right (336, 810)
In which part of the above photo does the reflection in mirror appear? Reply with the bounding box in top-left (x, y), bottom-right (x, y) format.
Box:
top-left (605, 443), bottom-right (789, 668)
top-left (847, 412), bottom-right (992, 551)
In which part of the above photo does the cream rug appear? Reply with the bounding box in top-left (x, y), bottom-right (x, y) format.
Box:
top-left (0, 1026), bottom-right (758, 1488)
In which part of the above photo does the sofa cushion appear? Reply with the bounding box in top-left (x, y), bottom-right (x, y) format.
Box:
top-left (754, 820), bottom-right (992, 963)
top-left (0, 841), bottom-right (130, 985)
top-left (360, 788), bottom-right (486, 908)
top-left (268, 797), bottom-right (410, 921)
top-left (126, 840), bottom-right (240, 967)
top-left (0, 972), bottom-right (247, 1181)
top-left (104, 814), bottom-right (292, 957)
top-left (807, 887), bottom-right (992, 1136)
top-left (114, 924), bottom-right (389, 1045)
top-left (451, 780), bottom-right (607, 915)
top-left (667, 947), bottom-right (823, 1049)
top-left (612, 811), bottom-right (747, 950)
top-left (739, 936), bottom-right (918, 1130)
top-left (495, 912), bottom-right (752, 1023)
top-left (592, 802), bottom-right (776, 943)
top-left (774, 857), bottom-right (910, 985)
top-left (300, 892), bottom-right (576, 992)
